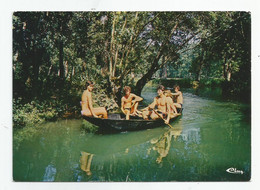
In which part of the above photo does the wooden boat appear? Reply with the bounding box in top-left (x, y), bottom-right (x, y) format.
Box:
top-left (82, 112), bottom-right (182, 132)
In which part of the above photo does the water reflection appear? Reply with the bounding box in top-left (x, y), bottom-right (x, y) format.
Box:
top-left (78, 122), bottom-right (203, 176)
top-left (80, 152), bottom-right (94, 176)
top-left (149, 126), bottom-right (183, 164)
top-left (79, 126), bottom-right (184, 176)
top-left (43, 164), bottom-right (57, 181)
top-left (181, 128), bottom-right (201, 144)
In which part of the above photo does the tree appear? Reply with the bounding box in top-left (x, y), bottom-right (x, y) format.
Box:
top-left (191, 12), bottom-right (250, 85)
top-left (13, 12), bottom-right (51, 98)
top-left (13, 11), bottom-right (251, 107)
top-left (72, 12), bottom-right (206, 104)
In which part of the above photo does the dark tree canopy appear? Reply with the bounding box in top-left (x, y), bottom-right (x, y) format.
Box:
top-left (13, 11), bottom-right (251, 106)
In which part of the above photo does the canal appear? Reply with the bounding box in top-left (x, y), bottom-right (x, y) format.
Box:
top-left (13, 87), bottom-right (251, 182)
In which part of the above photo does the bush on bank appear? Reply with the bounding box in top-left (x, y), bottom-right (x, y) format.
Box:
top-left (13, 98), bottom-right (60, 129)
top-left (13, 97), bottom-right (79, 149)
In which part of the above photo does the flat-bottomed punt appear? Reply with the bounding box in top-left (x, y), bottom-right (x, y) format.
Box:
top-left (82, 113), bottom-right (182, 132)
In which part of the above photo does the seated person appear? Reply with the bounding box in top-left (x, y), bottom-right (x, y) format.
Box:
top-left (121, 86), bottom-right (143, 120)
top-left (170, 85), bottom-right (183, 112)
top-left (164, 90), bottom-right (180, 115)
top-left (81, 81), bottom-right (108, 119)
top-left (142, 85), bottom-right (171, 124)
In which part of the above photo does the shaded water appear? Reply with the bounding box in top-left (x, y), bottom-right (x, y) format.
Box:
top-left (13, 87), bottom-right (251, 181)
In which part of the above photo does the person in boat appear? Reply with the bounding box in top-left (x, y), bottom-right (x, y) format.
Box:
top-left (121, 86), bottom-right (143, 120)
top-left (171, 85), bottom-right (183, 112)
top-left (81, 81), bottom-right (108, 119)
top-left (164, 90), bottom-right (179, 116)
top-left (142, 85), bottom-right (171, 124)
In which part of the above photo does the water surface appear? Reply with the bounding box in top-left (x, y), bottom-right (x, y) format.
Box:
top-left (13, 88), bottom-right (251, 181)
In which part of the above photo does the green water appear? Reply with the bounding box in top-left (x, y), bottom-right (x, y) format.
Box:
top-left (13, 88), bottom-right (251, 182)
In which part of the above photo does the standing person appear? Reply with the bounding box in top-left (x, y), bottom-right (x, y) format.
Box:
top-left (81, 81), bottom-right (108, 119)
top-left (121, 86), bottom-right (143, 120)
top-left (171, 85), bottom-right (183, 112)
top-left (142, 85), bottom-right (171, 124)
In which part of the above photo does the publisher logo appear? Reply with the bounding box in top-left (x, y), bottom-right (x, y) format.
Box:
top-left (226, 167), bottom-right (244, 175)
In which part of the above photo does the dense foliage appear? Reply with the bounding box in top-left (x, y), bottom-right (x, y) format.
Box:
top-left (13, 11), bottom-right (251, 129)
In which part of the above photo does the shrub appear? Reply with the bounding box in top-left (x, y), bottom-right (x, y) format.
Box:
top-left (81, 120), bottom-right (99, 133)
top-left (13, 99), bottom-right (59, 129)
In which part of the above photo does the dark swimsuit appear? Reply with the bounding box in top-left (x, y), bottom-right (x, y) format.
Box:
top-left (176, 103), bottom-right (183, 113)
top-left (156, 110), bottom-right (167, 119)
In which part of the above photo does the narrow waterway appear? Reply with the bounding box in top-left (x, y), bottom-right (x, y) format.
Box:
top-left (13, 87), bottom-right (251, 181)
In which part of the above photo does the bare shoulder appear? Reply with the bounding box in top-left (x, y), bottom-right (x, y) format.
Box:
top-left (153, 97), bottom-right (159, 102)
top-left (86, 90), bottom-right (92, 97)
top-left (173, 91), bottom-right (182, 96)
top-left (130, 93), bottom-right (137, 97)
top-left (82, 90), bottom-right (88, 96)
top-left (166, 97), bottom-right (172, 101)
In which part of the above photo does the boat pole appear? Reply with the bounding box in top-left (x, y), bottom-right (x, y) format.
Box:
top-left (152, 109), bottom-right (173, 128)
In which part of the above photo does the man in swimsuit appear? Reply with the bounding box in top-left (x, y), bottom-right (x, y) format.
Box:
top-left (164, 90), bottom-right (180, 116)
top-left (81, 81), bottom-right (108, 119)
top-left (171, 85), bottom-right (183, 112)
top-left (121, 86), bottom-right (143, 120)
top-left (142, 85), bottom-right (171, 124)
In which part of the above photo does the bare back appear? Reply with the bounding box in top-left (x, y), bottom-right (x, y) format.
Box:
top-left (81, 90), bottom-right (91, 110)
top-left (172, 91), bottom-right (183, 104)
top-left (176, 91), bottom-right (183, 104)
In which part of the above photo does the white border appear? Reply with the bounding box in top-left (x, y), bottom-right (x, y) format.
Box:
top-left (1, 0), bottom-right (259, 190)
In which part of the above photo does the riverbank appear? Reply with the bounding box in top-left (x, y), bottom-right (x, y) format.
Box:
top-left (13, 84), bottom-right (119, 148)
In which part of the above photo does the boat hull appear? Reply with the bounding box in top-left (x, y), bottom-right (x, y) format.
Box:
top-left (82, 113), bottom-right (181, 132)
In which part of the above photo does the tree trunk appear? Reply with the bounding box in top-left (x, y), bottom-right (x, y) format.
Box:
top-left (196, 50), bottom-right (204, 81)
top-left (135, 53), bottom-right (162, 96)
top-left (59, 40), bottom-right (64, 79)
top-left (226, 62), bottom-right (232, 82)
top-left (164, 62), bottom-right (167, 78)
top-left (32, 50), bottom-right (40, 95)
top-left (135, 68), bottom-right (156, 96)
top-left (196, 63), bottom-right (203, 81)
top-left (15, 60), bottom-right (30, 98)
top-left (223, 57), bottom-right (232, 82)
top-left (223, 55), bottom-right (228, 80)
